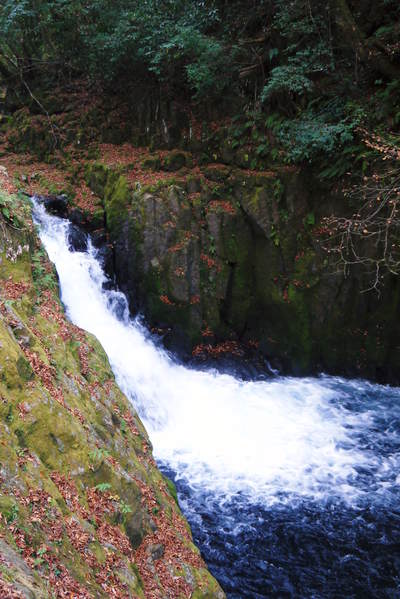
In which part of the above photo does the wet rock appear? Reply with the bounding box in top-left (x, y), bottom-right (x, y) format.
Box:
top-left (67, 224), bottom-right (88, 252)
top-left (147, 543), bottom-right (164, 561)
top-left (69, 208), bottom-right (85, 227)
top-left (162, 150), bottom-right (190, 171)
top-left (125, 511), bottom-right (146, 549)
top-left (96, 244), bottom-right (114, 277)
top-left (41, 194), bottom-right (68, 217)
top-left (163, 328), bottom-right (193, 360)
top-left (91, 230), bottom-right (107, 247)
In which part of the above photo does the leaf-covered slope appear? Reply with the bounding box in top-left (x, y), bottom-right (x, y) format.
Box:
top-left (0, 188), bottom-right (224, 598)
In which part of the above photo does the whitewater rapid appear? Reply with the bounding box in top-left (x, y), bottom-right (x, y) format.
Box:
top-left (32, 199), bottom-right (400, 509)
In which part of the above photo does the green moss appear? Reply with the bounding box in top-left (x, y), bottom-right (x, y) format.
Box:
top-left (6, 109), bottom-right (56, 160)
top-left (142, 154), bottom-right (162, 171)
top-left (84, 163), bottom-right (110, 198)
top-left (0, 497), bottom-right (19, 523)
top-left (164, 476), bottom-right (179, 506)
top-left (16, 356), bottom-right (33, 381)
top-left (202, 165), bottom-right (231, 182)
top-left (162, 150), bottom-right (191, 171)
top-left (287, 285), bottom-right (312, 367)
top-left (104, 174), bottom-right (131, 237)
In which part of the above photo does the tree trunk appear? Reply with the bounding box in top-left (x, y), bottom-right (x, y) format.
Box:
top-left (334, 0), bottom-right (400, 80)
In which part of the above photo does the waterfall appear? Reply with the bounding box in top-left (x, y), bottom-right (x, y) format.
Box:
top-left (32, 199), bottom-right (400, 598)
top-left (32, 198), bottom-right (400, 506)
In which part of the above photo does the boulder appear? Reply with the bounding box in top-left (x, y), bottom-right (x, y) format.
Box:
top-left (67, 224), bottom-right (88, 252)
top-left (41, 194), bottom-right (68, 217)
top-left (162, 150), bottom-right (191, 172)
top-left (69, 208), bottom-right (85, 227)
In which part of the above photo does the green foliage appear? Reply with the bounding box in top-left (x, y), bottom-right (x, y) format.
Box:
top-left (262, 65), bottom-right (313, 101)
top-left (0, 193), bottom-right (21, 227)
top-left (262, 0), bottom-right (333, 103)
top-left (184, 33), bottom-right (235, 100)
top-left (1, 0), bottom-right (399, 115)
top-left (277, 114), bottom-right (355, 163)
top-left (304, 212), bottom-right (315, 227)
top-left (118, 500), bottom-right (132, 516)
top-left (6, 502), bottom-right (19, 524)
top-left (1, 0), bottom-right (399, 170)
top-left (267, 97), bottom-right (369, 165)
top-left (89, 447), bottom-right (110, 462)
top-left (32, 247), bottom-right (58, 294)
top-left (94, 482), bottom-right (112, 493)
top-left (0, 0), bottom-right (231, 100)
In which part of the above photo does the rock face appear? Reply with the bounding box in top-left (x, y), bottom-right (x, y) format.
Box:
top-left (0, 189), bottom-right (224, 598)
top-left (67, 223), bottom-right (88, 252)
top-left (40, 194), bottom-right (69, 217)
top-left (85, 161), bottom-right (400, 383)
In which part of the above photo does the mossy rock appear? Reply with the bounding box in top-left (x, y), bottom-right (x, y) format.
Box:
top-left (162, 150), bottom-right (192, 172)
top-left (83, 155), bottom-right (400, 383)
top-left (202, 165), bottom-right (231, 182)
top-left (84, 162), bottom-right (110, 198)
top-left (16, 356), bottom-right (33, 381)
top-left (141, 154), bottom-right (162, 171)
top-left (104, 173), bottom-right (131, 236)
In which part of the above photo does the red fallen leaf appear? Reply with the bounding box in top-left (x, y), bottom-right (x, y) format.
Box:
top-left (159, 295), bottom-right (175, 306)
top-left (121, 409), bottom-right (141, 436)
top-left (0, 574), bottom-right (24, 599)
top-left (133, 476), bottom-right (204, 598)
top-left (17, 402), bottom-right (30, 420)
top-left (50, 473), bottom-right (89, 520)
top-left (86, 487), bottom-right (118, 519)
top-left (201, 325), bottom-right (213, 338)
top-left (106, 455), bottom-right (120, 469)
top-left (207, 199), bottom-right (236, 215)
top-left (1, 278), bottom-right (31, 300)
top-left (65, 517), bottom-right (91, 553)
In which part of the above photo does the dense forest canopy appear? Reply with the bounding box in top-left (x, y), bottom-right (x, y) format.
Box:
top-left (1, 1), bottom-right (399, 172)
top-left (1, 0), bottom-right (399, 104)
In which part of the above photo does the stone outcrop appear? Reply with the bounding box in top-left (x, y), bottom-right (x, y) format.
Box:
top-left (85, 160), bottom-right (400, 383)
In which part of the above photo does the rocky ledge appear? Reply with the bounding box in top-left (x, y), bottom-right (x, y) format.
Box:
top-left (81, 159), bottom-right (400, 384)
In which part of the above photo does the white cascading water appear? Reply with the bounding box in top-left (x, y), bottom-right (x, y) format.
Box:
top-left (32, 199), bottom-right (400, 508)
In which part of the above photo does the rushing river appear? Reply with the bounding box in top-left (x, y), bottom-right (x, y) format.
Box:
top-left (33, 199), bottom-right (400, 598)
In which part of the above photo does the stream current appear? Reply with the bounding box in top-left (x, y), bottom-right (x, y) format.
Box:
top-left (33, 199), bottom-right (400, 598)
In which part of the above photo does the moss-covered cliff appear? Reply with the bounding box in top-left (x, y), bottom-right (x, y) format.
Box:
top-left (0, 100), bottom-right (399, 383)
top-left (84, 156), bottom-right (400, 383)
top-left (0, 186), bottom-right (224, 597)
